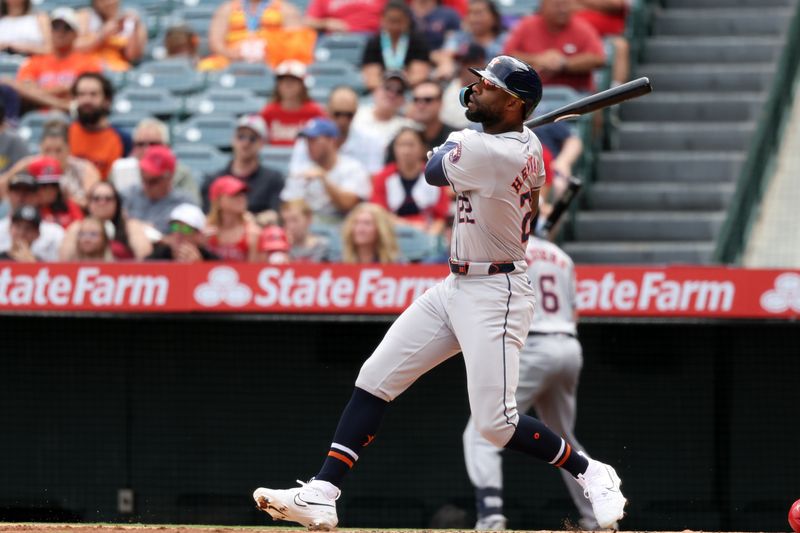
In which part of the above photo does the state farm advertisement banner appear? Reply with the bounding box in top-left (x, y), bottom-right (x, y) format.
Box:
top-left (0, 263), bottom-right (798, 319)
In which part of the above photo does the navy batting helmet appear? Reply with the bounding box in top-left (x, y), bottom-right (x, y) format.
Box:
top-left (460, 55), bottom-right (543, 118)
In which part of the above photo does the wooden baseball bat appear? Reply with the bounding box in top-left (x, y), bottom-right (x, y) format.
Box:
top-left (525, 77), bottom-right (652, 129)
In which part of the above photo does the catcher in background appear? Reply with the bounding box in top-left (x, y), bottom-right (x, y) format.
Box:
top-left (463, 232), bottom-right (616, 531)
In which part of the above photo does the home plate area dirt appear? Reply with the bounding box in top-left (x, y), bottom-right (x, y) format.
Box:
top-left (0, 526), bottom-right (758, 533)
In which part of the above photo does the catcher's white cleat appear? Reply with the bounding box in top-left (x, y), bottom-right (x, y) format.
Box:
top-left (253, 480), bottom-right (339, 531)
top-left (576, 458), bottom-right (627, 529)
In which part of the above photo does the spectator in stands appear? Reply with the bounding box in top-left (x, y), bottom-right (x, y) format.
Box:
top-left (0, 204), bottom-right (40, 261)
top-left (124, 145), bottom-right (195, 235)
top-left (163, 24), bottom-right (200, 64)
top-left (74, 0), bottom-right (147, 72)
top-left (60, 180), bottom-right (152, 260)
top-left (503, 0), bottom-right (605, 93)
top-left (372, 127), bottom-right (450, 235)
top-left (305, 0), bottom-right (386, 33)
top-left (68, 72), bottom-right (131, 179)
top-left (67, 216), bottom-right (114, 261)
top-left (340, 202), bottom-right (400, 264)
top-left (575, 0), bottom-right (629, 85)
top-left (280, 118), bottom-right (370, 226)
top-left (2, 120), bottom-right (101, 210)
top-left (0, 0), bottom-right (51, 56)
top-left (353, 71), bottom-right (415, 154)
top-left (289, 85), bottom-right (384, 176)
top-left (109, 117), bottom-right (200, 204)
top-left (259, 60), bottom-right (326, 146)
top-left (147, 203), bottom-right (220, 262)
top-left (0, 173), bottom-right (63, 260)
top-left (440, 42), bottom-right (484, 129)
top-left (200, 0), bottom-right (316, 71)
top-left (257, 223), bottom-right (291, 263)
top-left (361, 0), bottom-right (431, 91)
top-left (0, 100), bottom-right (28, 176)
top-left (535, 117), bottom-right (584, 195)
top-left (406, 80), bottom-right (456, 148)
top-left (202, 114), bottom-right (285, 216)
top-left (279, 199), bottom-right (331, 262)
top-left (437, 0), bottom-right (505, 80)
top-left (6, 8), bottom-right (102, 112)
top-left (29, 156), bottom-right (84, 229)
top-left (410, 0), bottom-right (460, 52)
top-left (205, 176), bottom-right (259, 261)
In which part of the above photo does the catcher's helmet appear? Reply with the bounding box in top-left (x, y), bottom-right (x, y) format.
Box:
top-left (460, 55), bottom-right (543, 117)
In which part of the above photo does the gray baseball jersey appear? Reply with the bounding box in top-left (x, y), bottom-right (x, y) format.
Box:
top-left (356, 126), bottom-right (546, 450)
top-left (463, 237), bottom-right (597, 527)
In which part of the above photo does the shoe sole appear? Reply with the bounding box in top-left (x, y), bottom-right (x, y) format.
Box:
top-left (254, 494), bottom-right (336, 531)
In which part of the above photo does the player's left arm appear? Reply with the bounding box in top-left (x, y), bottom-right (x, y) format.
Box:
top-left (424, 141), bottom-right (458, 186)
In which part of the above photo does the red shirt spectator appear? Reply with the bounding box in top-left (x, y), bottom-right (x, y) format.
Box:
top-left (259, 60), bottom-right (325, 146)
top-left (306, 0), bottom-right (387, 33)
top-left (29, 156), bottom-right (85, 229)
top-left (503, 0), bottom-right (605, 92)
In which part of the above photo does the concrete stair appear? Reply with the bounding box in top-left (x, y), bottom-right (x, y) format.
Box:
top-left (566, 0), bottom-right (794, 263)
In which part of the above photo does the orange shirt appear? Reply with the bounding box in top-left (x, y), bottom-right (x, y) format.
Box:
top-left (68, 122), bottom-right (131, 180)
top-left (17, 52), bottom-right (102, 90)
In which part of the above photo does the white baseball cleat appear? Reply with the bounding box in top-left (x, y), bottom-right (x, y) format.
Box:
top-left (576, 458), bottom-right (627, 529)
top-left (253, 479), bottom-right (340, 531)
top-left (578, 517), bottom-right (619, 531)
top-left (475, 513), bottom-right (508, 530)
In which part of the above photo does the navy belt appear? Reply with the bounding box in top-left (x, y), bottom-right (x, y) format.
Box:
top-left (449, 260), bottom-right (517, 276)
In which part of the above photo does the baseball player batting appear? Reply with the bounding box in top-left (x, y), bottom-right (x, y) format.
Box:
top-left (464, 235), bottom-right (612, 531)
top-left (252, 55), bottom-right (626, 531)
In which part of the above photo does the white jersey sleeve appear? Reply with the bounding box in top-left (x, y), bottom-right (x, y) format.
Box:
top-left (525, 237), bottom-right (578, 335)
top-left (440, 130), bottom-right (495, 196)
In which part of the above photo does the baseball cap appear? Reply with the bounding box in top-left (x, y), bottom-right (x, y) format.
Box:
top-left (11, 205), bottom-right (41, 227)
top-left (140, 145), bottom-right (176, 176)
top-left (456, 42), bottom-right (486, 64)
top-left (28, 156), bottom-right (63, 185)
top-left (50, 7), bottom-right (79, 31)
top-left (258, 225), bottom-right (290, 253)
top-left (236, 114), bottom-right (267, 139)
top-left (169, 203), bottom-right (206, 232)
top-left (299, 118), bottom-right (339, 139)
top-left (383, 70), bottom-right (409, 91)
top-left (209, 175), bottom-right (248, 201)
top-left (8, 173), bottom-right (37, 189)
top-left (275, 59), bottom-right (307, 80)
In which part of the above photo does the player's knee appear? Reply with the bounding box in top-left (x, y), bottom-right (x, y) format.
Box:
top-left (473, 416), bottom-right (514, 448)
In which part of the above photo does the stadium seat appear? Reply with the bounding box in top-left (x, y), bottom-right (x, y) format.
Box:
top-left (309, 222), bottom-right (342, 259)
top-left (0, 55), bottom-right (25, 77)
top-left (103, 69), bottom-right (128, 91)
top-left (497, 0), bottom-right (539, 18)
top-left (259, 145), bottom-right (293, 175)
top-left (314, 33), bottom-right (368, 65)
top-left (114, 86), bottom-right (184, 118)
top-left (207, 62), bottom-right (276, 97)
top-left (175, 5), bottom-right (215, 37)
top-left (395, 225), bottom-right (437, 263)
top-left (17, 110), bottom-right (70, 143)
top-left (183, 88), bottom-right (264, 116)
top-left (177, 0), bottom-right (219, 7)
top-left (129, 59), bottom-right (206, 95)
top-left (109, 111), bottom-right (156, 133)
top-left (173, 114), bottom-right (237, 149)
top-left (307, 61), bottom-right (364, 93)
top-left (173, 142), bottom-right (229, 181)
top-left (541, 85), bottom-right (581, 109)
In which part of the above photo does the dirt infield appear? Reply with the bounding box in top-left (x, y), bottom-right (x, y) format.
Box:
top-left (0, 526), bottom-right (744, 533)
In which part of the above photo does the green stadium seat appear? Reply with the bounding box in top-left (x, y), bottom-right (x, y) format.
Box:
top-left (314, 33), bottom-right (368, 65)
top-left (114, 86), bottom-right (184, 118)
top-left (17, 110), bottom-right (70, 144)
top-left (183, 88), bottom-right (264, 116)
top-left (173, 114), bottom-right (237, 149)
top-left (207, 62), bottom-right (276, 96)
top-left (129, 58), bottom-right (207, 95)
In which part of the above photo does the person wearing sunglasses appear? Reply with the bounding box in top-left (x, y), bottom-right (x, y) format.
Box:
top-left (201, 114), bottom-right (285, 218)
top-left (109, 117), bottom-right (200, 204)
top-left (146, 203), bottom-right (220, 262)
top-left (253, 55), bottom-right (625, 533)
top-left (288, 86), bottom-right (384, 177)
top-left (123, 145), bottom-right (198, 237)
top-left (9, 7), bottom-right (102, 112)
top-left (406, 79), bottom-right (456, 149)
top-left (60, 180), bottom-right (152, 260)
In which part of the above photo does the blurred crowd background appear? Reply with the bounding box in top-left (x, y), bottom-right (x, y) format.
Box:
top-left (0, 0), bottom-right (633, 264)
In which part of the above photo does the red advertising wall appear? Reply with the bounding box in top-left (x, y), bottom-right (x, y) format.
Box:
top-left (0, 263), bottom-right (798, 319)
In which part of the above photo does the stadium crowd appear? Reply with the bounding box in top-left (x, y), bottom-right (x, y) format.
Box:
top-left (0, 0), bottom-right (631, 264)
